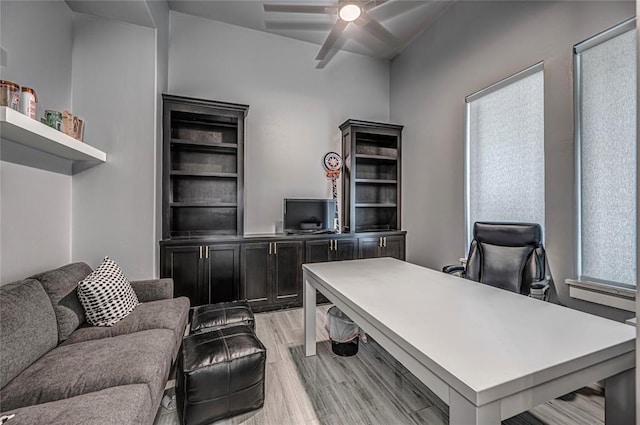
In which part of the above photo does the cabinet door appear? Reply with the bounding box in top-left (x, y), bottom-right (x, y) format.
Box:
top-left (161, 245), bottom-right (204, 306)
top-left (273, 241), bottom-right (303, 303)
top-left (305, 239), bottom-right (333, 304)
top-left (358, 237), bottom-right (382, 259)
top-left (334, 238), bottom-right (358, 261)
top-left (206, 244), bottom-right (240, 304)
top-left (241, 243), bottom-right (271, 307)
top-left (305, 239), bottom-right (332, 263)
top-left (383, 235), bottom-right (406, 260)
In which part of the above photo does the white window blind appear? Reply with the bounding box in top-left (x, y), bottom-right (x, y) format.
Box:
top-left (465, 64), bottom-right (545, 246)
top-left (576, 20), bottom-right (637, 288)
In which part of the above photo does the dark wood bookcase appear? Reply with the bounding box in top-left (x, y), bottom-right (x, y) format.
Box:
top-left (162, 95), bottom-right (248, 238)
top-left (340, 119), bottom-right (403, 233)
top-left (159, 102), bottom-right (408, 311)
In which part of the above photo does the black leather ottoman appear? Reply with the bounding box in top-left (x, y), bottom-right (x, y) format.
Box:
top-left (176, 324), bottom-right (266, 425)
top-left (190, 300), bottom-right (255, 334)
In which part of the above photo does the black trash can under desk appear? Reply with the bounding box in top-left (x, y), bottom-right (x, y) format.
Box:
top-left (326, 306), bottom-right (360, 356)
top-left (176, 324), bottom-right (266, 425)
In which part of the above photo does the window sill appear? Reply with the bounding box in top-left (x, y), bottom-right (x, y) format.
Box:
top-left (566, 278), bottom-right (636, 312)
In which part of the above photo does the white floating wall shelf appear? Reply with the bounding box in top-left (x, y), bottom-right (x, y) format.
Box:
top-left (0, 106), bottom-right (106, 174)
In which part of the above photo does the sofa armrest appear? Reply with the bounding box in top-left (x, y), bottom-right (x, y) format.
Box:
top-left (129, 278), bottom-right (174, 302)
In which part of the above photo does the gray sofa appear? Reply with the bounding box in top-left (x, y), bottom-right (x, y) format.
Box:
top-left (0, 262), bottom-right (190, 425)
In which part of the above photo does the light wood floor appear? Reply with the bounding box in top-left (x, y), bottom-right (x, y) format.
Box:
top-left (155, 305), bottom-right (605, 425)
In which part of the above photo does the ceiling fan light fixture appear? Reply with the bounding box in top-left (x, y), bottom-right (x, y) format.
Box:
top-left (338, 3), bottom-right (361, 22)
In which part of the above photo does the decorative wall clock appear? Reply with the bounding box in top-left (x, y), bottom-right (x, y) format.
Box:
top-left (324, 151), bottom-right (342, 171)
top-left (323, 152), bottom-right (342, 232)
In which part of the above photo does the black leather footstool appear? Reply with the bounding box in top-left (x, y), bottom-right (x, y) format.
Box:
top-left (190, 300), bottom-right (255, 334)
top-left (176, 324), bottom-right (266, 425)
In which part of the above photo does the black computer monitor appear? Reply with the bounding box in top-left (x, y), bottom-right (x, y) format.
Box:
top-left (283, 198), bottom-right (337, 234)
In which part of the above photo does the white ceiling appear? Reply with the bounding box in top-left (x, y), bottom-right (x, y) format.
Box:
top-left (65, 0), bottom-right (157, 28)
top-left (169, 0), bottom-right (454, 59)
top-left (65, 0), bottom-right (453, 60)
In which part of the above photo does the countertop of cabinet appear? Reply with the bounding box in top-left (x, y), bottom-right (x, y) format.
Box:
top-left (159, 230), bottom-right (407, 245)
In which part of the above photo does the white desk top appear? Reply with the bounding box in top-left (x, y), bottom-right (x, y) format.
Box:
top-left (303, 258), bottom-right (635, 405)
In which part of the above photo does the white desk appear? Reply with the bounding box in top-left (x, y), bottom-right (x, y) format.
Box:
top-left (303, 258), bottom-right (636, 425)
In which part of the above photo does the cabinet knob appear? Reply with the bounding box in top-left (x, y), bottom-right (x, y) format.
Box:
top-left (206, 246), bottom-right (209, 259)
top-left (274, 242), bottom-right (277, 255)
top-left (269, 243), bottom-right (272, 255)
top-left (199, 246), bottom-right (203, 259)
top-left (335, 240), bottom-right (338, 251)
top-left (384, 237), bottom-right (387, 248)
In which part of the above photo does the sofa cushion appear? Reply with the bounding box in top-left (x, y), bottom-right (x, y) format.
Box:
top-left (78, 257), bottom-right (139, 327)
top-left (0, 329), bottom-right (174, 411)
top-left (62, 297), bottom-right (190, 355)
top-left (0, 385), bottom-right (152, 425)
top-left (0, 279), bottom-right (58, 389)
top-left (30, 262), bottom-right (93, 341)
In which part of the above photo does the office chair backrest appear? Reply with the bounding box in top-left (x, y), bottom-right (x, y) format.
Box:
top-left (466, 222), bottom-right (546, 295)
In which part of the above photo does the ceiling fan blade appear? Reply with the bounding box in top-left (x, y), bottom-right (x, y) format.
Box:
top-left (265, 21), bottom-right (332, 31)
top-left (263, 4), bottom-right (336, 14)
top-left (354, 12), bottom-right (397, 46)
top-left (315, 19), bottom-right (348, 61)
top-left (315, 29), bottom-right (349, 69)
top-left (316, 46), bottom-right (341, 69)
top-left (365, 0), bottom-right (429, 22)
top-left (363, 0), bottom-right (388, 12)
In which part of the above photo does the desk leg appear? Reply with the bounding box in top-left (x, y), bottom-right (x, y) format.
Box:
top-left (449, 390), bottom-right (500, 425)
top-left (303, 274), bottom-right (316, 357)
top-left (605, 368), bottom-right (635, 425)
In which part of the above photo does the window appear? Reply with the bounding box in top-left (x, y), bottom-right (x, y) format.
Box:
top-left (465, 63), bottom-right (545, 246)
top-left (575, 19), bottom-right (637, 289)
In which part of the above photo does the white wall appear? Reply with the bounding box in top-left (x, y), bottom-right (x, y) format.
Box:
top-left (636, 3), bottom-right (640, 418)
top-left (390, 1), bottom-right (635, 320)
top-left (71, 13), bottom-right (156, 279)
top-left (0, 1), bottom-right (73, 283)
top-left (0, 150), bottom-right (72, 283)
top-left (169, 12), bottom-right (390, 234)
top-left (636, 1), bottom-right (640, 418)
top-left (0, 1), bottom-right (73, 113)
top-left (146, 0), bottom-right (170, 273)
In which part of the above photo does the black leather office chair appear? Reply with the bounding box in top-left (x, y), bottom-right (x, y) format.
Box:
top-left (443, 222), bottom-right (550, 299)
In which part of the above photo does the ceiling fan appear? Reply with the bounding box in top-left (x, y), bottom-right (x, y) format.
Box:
top-left (263, 0), bottom-right (398, 68)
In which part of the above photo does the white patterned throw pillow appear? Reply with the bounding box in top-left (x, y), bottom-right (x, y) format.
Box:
top-left (78, 257), bottom-right (139, 326)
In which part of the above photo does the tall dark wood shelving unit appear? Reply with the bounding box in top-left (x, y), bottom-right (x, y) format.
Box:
top-left (340, 119), bottom-right (403, 233)
top-left (159, 107), bottom-right (407, 311)
top-left (162, 95), bottom-right (248, 239)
